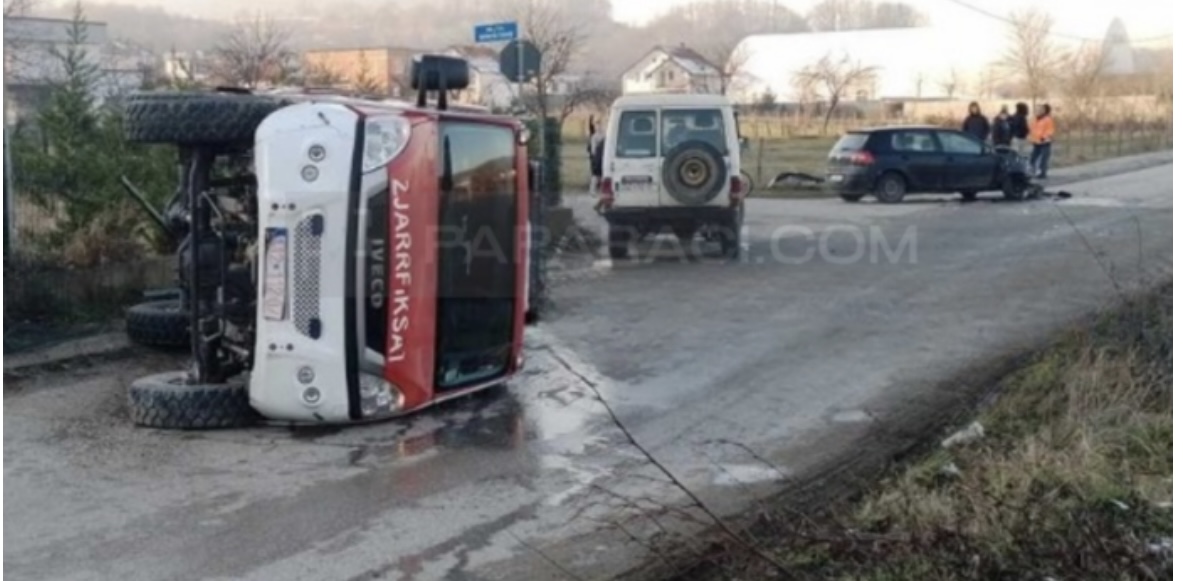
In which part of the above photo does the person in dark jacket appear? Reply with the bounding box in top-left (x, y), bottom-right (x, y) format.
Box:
top-left (1009, 102), bottom-right (1030, 155)
top-left (961, 101), bottom-right (990, 142)
top-left (991, 105), bottom-right (1012, 147)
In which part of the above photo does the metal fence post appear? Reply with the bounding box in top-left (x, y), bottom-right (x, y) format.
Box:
top-left (4, 122), bottom-right (15, 258)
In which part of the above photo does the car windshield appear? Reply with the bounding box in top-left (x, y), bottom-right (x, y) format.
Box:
top-left (829, 132), bottom-right (869, 156)
top-left (661, 109), bottom-right (727, 155)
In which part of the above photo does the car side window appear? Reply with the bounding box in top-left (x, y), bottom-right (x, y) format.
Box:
top-left (615, 110), bottom-right (657, 158)
top-left (890, 131), bottom-right (937, 153)
top-left (937, 131), bottom-right (985, 155)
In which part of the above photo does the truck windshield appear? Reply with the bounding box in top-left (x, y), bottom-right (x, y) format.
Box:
top-left (435, 122), bottom-right (517, 390)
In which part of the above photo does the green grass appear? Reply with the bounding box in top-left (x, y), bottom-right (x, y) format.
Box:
top-left (664, 284), bottom-right (1173, 580)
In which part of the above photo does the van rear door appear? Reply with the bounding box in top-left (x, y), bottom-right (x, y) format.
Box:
top-left (608, 109), bottom-right (661, 207)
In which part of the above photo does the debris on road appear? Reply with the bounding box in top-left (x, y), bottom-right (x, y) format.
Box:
top-left (940, 421), bottom-right (985, 448)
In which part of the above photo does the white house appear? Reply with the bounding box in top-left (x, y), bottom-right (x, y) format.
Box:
top-left (620, 45), bottom-right (723, 95)
top-left (4, 16), bottom-right (149, 122)
top-left (442, 45), bottom-right (515, 109)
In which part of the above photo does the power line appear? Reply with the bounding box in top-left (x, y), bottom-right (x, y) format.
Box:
top-left (939, 0), bottom-right (1173, 44)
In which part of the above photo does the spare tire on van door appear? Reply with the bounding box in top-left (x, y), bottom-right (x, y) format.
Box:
top-left (662, 140), bottom-right (728, 206)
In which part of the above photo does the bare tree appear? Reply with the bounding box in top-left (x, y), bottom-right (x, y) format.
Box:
top-left (3, 0), bottom-right (33, 17)
top-left (697, 40), bottom-right (751, 96)
top-left (939, 67), bottom-right (961, 98)
top-left (809, 0), bottom-right (873, 31)
top-left (808, 0), bottom-right (926, 31)
top-left (353, 50), bottom-right (384, 97)
top-left (1059, 42), bottom-right (1109, 117)
top-left (513, 0), bottom-right (587, 121)
top-left (872, 2), bottom-right (927, 28)
top-left (1000, 7), bottom-right (1065, 103)
top-left (210, 13), bottom-right (296, 89)
top-left (302, 61), bottom-right (343, 88)
top-left (794, 52), bottom-right (877, 133)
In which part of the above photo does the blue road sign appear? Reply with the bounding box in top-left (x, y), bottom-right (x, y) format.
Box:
top-left (474, 21), bottom-right (518, 43)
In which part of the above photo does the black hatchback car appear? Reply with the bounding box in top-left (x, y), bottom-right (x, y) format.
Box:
top-left (825, 125), bottom-right (1029, 203)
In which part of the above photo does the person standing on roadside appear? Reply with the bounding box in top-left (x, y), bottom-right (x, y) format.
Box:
top-left (961, 101), bottom-right (990, 142)
top-left (1028, 103), bottom-right (1055, 179)
top-left (991, 105), bottom-right (1012, 148)
top-left (587, 117), bottom-right (605, 195)
top-left (1009, 102), bottom-right (1030, 155)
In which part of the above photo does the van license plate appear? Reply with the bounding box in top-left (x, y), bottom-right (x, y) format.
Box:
top-left (828, 174), bottom-right (844, 183)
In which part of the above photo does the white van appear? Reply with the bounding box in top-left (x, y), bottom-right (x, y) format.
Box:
top-left (595, 93), bottom-right (747, 259)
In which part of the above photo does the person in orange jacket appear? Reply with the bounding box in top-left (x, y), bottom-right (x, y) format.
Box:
top-left (1028, 103), bottom-right (1055, 179)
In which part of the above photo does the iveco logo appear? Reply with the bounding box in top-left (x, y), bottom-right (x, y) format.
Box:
top-left (368, 238), bottom-right (385, 309)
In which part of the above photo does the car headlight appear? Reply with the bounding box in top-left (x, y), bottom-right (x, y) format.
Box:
top-left (361, 116), bottom-right (412, 174)
top-left (359, 373), bottom-right (406, 417)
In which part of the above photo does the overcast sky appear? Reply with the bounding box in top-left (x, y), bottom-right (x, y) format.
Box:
top-left (64, 0), bottom-right (1175, 43)
top-left (614, 0), bottom-right (1173, 41)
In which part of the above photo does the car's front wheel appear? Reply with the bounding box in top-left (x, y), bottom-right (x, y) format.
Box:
top-left (873, 172), bottom-right (907, 204)
top-left (959, 191), bottom-right (978, 201)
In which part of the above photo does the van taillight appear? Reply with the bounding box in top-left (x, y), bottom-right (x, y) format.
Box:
top-left (851, 151), bottom-right (875, 166)
top-left (599, 177), bottom-right (614, 197)
top-left (729, 176), bottom-right (743, 195)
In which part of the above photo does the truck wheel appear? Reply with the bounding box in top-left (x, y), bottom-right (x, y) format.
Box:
top-left (123, 91), bottom-right (290, 145)
top-left (128, 372), bottom-right (258, 430)
top-left (718, 206), bottom-right (743, 259)
top-left (126, 300), bottom-right (189, 350)
top-left (873, 172), bottom-right (907, 204)
top-left (608, 224), bottom-right (630, 260)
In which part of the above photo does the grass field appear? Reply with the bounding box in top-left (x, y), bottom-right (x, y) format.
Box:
top-left (666, 284), bottom-right (1172, 580)
top-left (559, 122), bottom-right (1172, 198)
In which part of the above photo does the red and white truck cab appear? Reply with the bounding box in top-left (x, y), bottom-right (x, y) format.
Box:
top-left (250, 90), bottom-right (532, 423)
top-left (123, 55), bottom-right (539, 428)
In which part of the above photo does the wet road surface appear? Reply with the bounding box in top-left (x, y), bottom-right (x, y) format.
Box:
top-left (4, 157), bottom-right (1173, 581)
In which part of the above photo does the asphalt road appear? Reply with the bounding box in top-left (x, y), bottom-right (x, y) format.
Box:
top-left (4, 154), bottom-right (1173, 581)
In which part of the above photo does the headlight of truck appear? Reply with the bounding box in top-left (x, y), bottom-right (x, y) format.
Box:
top-left (361, 116), bottom-right (412, 174)
top-left (359, 373), bottom-right (406, 417)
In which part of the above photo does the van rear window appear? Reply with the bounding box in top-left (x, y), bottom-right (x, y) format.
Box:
top-left (829, 132), bottom-right (869, 156)
top-left (615, 111), bottom-right (657, 158)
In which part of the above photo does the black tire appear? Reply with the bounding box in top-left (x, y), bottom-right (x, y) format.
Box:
top-left (840, 194), bottom-right (864, 203)
top-left (608, 223), bottom-right (630, 260)
top-left (718, 206), bottom-right (743, 259)
top-left (873, 172), bottom-right (908, 204)
top-left (1001, 174), bottom-right (1026, 201)
top-left (662, 140), bottom-right (728, 206)
top-left (126, 299), bottom-right (189, 350)
top-left (673, 224), bottom-right (698, 241)
top-left (959, 191), bottom-right (978, 201)
top-left (128, 372), bottom-right (258, 430)
top-left (123, 91), bottom-right (290, 145)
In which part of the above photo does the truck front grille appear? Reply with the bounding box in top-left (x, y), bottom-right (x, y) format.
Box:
top-left (292, 214), bottom-right (323, 339)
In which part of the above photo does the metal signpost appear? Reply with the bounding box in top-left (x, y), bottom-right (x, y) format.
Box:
top-left (474, 21), bottom-right (523, 105)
